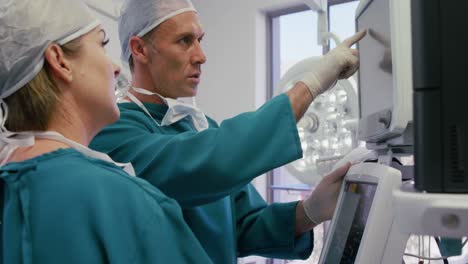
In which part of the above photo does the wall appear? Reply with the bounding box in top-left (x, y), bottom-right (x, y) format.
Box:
top-left (190, 3), bottom-right (307, 263)
top-left (192, 0), bottom-right (304, 122)
top-left (191, 1), bottom-right (305, 202)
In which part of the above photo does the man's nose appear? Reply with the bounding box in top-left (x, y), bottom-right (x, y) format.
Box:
top-left (192, 41), bottom-right (207, 65)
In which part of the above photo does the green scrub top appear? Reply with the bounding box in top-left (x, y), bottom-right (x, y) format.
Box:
top-left (0, 148), bottom-right (213, 264)
top-left (91, 94), bottom-right (314, 263)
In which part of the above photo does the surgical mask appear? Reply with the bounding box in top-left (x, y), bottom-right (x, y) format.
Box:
top-left (0, 99), bottom-right (135, 175)
top-left (0, 130), bottom-right (135, 176)
top-left (126, 87), bottom-right (209, 132)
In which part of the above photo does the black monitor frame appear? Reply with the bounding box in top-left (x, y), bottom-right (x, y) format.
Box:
top-left (412, 0), bottom-right (468, 192)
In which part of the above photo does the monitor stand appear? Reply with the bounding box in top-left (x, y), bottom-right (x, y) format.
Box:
top-left (364, 127), bottom-right (468, 263)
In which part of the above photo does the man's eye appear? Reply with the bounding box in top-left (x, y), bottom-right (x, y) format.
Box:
top-left (179, 37), bottom-right (191, 45)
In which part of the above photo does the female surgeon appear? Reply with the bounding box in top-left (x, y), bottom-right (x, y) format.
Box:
top-left (0, 0), bottom-right (213, 263)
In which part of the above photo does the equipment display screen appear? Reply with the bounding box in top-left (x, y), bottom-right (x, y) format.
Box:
top-left (322, 182), bottom-right (377, 264)
top-left (357, 0), bottom-right (393, 118)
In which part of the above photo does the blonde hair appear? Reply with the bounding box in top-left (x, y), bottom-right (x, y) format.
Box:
top-left (4, 39), bottom-right (82, 132)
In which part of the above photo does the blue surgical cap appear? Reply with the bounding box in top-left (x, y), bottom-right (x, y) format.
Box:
top-left (0, 0), bottom-right (100, 99)
top-left (118, 0), bottom-right (197, 63)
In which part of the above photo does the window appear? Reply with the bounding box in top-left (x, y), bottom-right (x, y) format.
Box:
top-left (329, 1), bottom-right (361, 48)
top-left (271, 7), bottom-right (323, 209)
top-left (268, 1), bottom-right (359, 264)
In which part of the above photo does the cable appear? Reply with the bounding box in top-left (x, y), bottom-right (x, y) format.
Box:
top-left (404, 238), bottom-right (468, 261)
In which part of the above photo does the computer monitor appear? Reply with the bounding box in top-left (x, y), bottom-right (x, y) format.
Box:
top-left (411, 0), bottom-right (468, 192)
top-left (355, 0), bottom-right (412, 143)
top-left (319, 163), bottom-right (401, 264)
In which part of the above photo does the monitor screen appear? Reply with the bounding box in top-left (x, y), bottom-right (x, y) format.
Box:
top-left (322, 182), bottom-right (378, 264)
top-left (357, 0), bottom-right (393, 119)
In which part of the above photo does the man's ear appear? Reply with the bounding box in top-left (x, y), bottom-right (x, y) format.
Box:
top-left (44, 44), bottom-right (73, 83)
top-left (129, 36), bottom-right (151, 65)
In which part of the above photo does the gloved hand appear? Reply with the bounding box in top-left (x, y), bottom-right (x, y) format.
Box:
top-left (302, 162), bottom-right (352, 225)
top-left (300, 30), bottom-right (367, 98)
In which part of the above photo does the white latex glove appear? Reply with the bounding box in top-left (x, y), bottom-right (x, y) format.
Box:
top-left (332, 147), bottom-right (375, 171)
top-left (300, 30), bottom-right (367, 98)
top-left (303, 162), bottom-right (352, 225)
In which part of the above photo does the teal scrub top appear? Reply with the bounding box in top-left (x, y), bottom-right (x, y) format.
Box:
top-left (91, 94), bottom-right (314, 263)
top-left (0, 148), bottom-right (213, 264)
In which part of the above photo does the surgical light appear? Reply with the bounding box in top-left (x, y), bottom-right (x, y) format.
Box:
top-left (115, 73), bottom-right (130, 101)
top-left (276, 57), bottom-right (359, 186)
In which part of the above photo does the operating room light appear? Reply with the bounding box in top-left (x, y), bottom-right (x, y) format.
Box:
top-left (277, 57), bottom-right (359, 186)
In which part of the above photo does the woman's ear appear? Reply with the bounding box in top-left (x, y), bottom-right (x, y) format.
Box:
top-left (129, 36), bottom-right (151, 65)
top-left (44, 44), bottom-right (74, 83)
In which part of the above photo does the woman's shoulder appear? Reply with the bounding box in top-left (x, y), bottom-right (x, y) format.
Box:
top-left (2, 148), bottom-right (165, 201)
top-left (2, 148), bottom-right (178, 216)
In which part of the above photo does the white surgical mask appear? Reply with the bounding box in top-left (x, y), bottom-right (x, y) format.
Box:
top-left (0, 131), bottom-right (135, 176)
top-left (126, 87), bottom-right (209, 132)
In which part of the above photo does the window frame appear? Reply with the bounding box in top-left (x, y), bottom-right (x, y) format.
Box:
top-left (264, 2), bottom-right (360, 264)
top-left (266, 0), bottom-right (359, 205)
